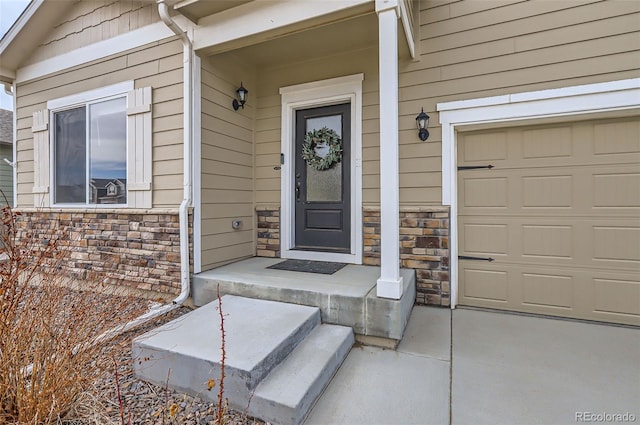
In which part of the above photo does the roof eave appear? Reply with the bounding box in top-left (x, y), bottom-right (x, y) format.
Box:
top-left (0, 0), bottom-right (76, 83)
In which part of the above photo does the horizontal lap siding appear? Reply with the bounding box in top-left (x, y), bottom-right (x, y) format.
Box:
top-left (410, 0), bottom-right (640, 131)
top-left (15, 37), bottom-right (184, 208)
top-left (0, 144), bottom-right (12, 206)
top-left (200, 54), bottom-right (255, 271)
top-left (254, 47), bottom-right (381, 206)
top-left (24, 1), bottom-right (160, 66)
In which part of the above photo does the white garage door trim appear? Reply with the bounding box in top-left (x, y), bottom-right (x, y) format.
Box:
top-left (437, 78), bottom-right (640, 309)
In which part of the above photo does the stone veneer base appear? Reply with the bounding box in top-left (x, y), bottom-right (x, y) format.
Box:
top-left (15, 209), bottom-right (192, 294)
top-left (255, 206), bottom-right (450, 307)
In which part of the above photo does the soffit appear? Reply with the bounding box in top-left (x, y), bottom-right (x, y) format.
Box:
top-left (220, 12), bottom-right (379, 68)
top-left (173, 0), bottom-right (253, 23)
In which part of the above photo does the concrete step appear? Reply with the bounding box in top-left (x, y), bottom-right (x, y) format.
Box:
top-left (192, 257), bottom-right (417, 340)
top-left (132, 295), bottom-right (321, 410)
top-left (249, 324), bottom-right (354, 425)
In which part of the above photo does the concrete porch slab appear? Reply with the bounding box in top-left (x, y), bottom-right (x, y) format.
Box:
top-left (192, 257), bottom-right (416, 340)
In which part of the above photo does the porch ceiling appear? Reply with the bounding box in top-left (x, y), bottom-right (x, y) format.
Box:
top-left (215, 12), bottom-right (379, 68)
top-left (173, 0), bottom-right (253, 23)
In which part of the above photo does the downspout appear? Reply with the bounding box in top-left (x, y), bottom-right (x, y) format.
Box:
top-left (158, 0), bottom-right (192, 305)
top-left (23, 3), bottom-right (196, 375)
top-left (3, 83), bottom-right (17, 208)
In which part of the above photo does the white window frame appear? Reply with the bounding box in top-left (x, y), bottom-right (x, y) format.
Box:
top-left (47, 81), bottom-right (134, 208)
top-left (279, 74), bottom-right (364, 264)
top-left (438, 77), bottom-right (640, 309)
top-left (33, 82), bottom-right (151, 209)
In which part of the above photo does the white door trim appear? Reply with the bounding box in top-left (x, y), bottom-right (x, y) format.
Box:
top-left (279, 74), bottom-right (364, 264)
top-left (438, 77), bottom-right (640, 309)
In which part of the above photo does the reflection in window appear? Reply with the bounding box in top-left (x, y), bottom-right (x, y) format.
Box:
top-left (53, 97), bottom-right (127, 205)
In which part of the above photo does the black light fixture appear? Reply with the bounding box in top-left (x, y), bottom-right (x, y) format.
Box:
top-left (416, 108), bottom-right (430, 141)
top-left (232, 82), bottom-right (248, 110)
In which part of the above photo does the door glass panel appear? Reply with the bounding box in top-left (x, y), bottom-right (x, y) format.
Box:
top-left (306, 114), bottom-right (342, 202)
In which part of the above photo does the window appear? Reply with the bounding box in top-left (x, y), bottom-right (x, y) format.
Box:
top-left (35, 81), bottom-right (153, 209)
top-left (53, 97), bottom-right (127, 205)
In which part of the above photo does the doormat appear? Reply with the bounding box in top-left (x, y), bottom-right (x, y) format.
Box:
top-left (267, 259), bottom-right (347, 275)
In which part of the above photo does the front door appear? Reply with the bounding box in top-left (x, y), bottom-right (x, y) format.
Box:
top-left (294, 103), bottom-right (350, 252)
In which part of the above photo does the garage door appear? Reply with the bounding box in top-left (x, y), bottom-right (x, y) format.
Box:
top-left (457, 116), bottom-right (640, 326)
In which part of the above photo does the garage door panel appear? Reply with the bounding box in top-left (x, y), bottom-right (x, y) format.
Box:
top-left (462, 177), bottom-right (508, 207)
top-left (522, 225), bottom-right (573, 259)
top-left (593, 172), bottom-right (640, 207)
top-left (593, 119), bottom-right (640, 155)
top-left (462, 268), bottom-right (508, 302)
top-left (523, 126), bottom-right (572, 159)
top-left (460, 131), bottom-right (507, 162)
top-left (458, 116), bottom-right (640, 325)
top-left (522, 273), bottom-right (573, 309)
top-left (521, 175), bottom-right (572, 207)
top-left (462, 223), bottom-right (508, 255)
top-left (593, 278), bottom-right (639, 317)
top-left (593, 226), bottom-right (640, 263)
top-left (460, 164), bottom-right (640, 217)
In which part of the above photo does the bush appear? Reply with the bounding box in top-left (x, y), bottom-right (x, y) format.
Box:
top-left (0, 197), bottom-right (143, 424)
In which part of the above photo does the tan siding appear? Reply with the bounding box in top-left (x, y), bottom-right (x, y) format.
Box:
top-left (200, 53), bottom-right (256, 271)
top-left (15, 37), bottom-right (183, 208)
top-left (254, 46), bottom-right (380, 207)
top-left (390, 0), bottom-right (640, 206)
top-left (24, 1), bottom-right (161, 66)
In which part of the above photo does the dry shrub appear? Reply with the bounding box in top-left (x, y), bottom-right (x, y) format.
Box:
top-left (0, 198), bottom-right (146, 424)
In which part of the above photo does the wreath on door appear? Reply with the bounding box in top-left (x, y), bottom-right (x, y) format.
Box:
top-left (301, 127), bottom-right (342, 171)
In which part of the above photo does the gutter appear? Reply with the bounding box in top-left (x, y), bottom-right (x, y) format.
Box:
top-left (157, 0), bottom-right (193, 306)
top-left (3, 82), bottom-right (17, 208)
top-left (93, 0), bottom-right (195, 333)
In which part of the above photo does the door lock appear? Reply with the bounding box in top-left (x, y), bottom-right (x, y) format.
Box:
top-left (295, 181), bottom-right (301, 201)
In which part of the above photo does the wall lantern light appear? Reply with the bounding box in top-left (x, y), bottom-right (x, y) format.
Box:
top-left (232, 82), bottom-right (248, 110)
top-left (416, 108), bottom-right (430, 141)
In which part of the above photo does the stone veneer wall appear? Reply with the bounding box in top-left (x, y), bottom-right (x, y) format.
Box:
top-left (15, 209), bottom-right (192, 295)
top-left (363, 207), bottom-right (450, 306)
top-left (256, 206), bottom-right (280, 258)
top-left (255, 206), bottom-right (450, 306)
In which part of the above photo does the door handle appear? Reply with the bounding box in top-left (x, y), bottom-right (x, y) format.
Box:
top-left (295, 181), bottom-right (301, 201)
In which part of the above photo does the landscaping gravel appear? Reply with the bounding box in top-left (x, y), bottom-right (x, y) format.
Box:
top-left (90, 305), bottom-right (266, 425)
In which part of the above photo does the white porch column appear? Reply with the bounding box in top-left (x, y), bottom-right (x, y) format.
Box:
top-left (376, 0), bottom-right (403, 299)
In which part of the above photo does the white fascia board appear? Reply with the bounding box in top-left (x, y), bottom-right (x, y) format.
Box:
top-left (16, 22), bottom-right (175, 84)
top-left (193, 0), bottom-right (372, 52)
top-left (0, 0), bottom-right (44, 55)
top-left (437, 78), bottom-right (640, 112)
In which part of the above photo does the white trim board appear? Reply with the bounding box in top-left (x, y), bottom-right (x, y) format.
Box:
top-left (17, 22), bottom-right (175, 84)
top-left (279, 74), bottom-right (364, 264)
top-left (437, 77), bottom-right (640, 310)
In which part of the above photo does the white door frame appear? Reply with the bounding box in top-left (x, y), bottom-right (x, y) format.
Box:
top-left (279, 74), bottom-right (363, 264)
top-left (438, 78), bottom-right (640, 309)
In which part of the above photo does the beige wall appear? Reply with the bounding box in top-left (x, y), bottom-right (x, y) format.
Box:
top-left (253, 0), bottom-right (640, 208)
top-left (200, 54), bottom-right (256, 270)
top-left (398, 0), bottom-right (640, 202)
top-left (254, 46), bottom-right (381, 207)
top-left (15, 36), bottom-right (184, 208)
top-left (24, 1), bottom-right (160, 66)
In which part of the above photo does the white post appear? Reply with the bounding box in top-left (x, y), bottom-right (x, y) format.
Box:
top-left (376, 0), bottom-right (403, 299)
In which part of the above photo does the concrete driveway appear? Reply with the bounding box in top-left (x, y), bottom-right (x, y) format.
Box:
top-left (306, 306), bottom-right (639, 425)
